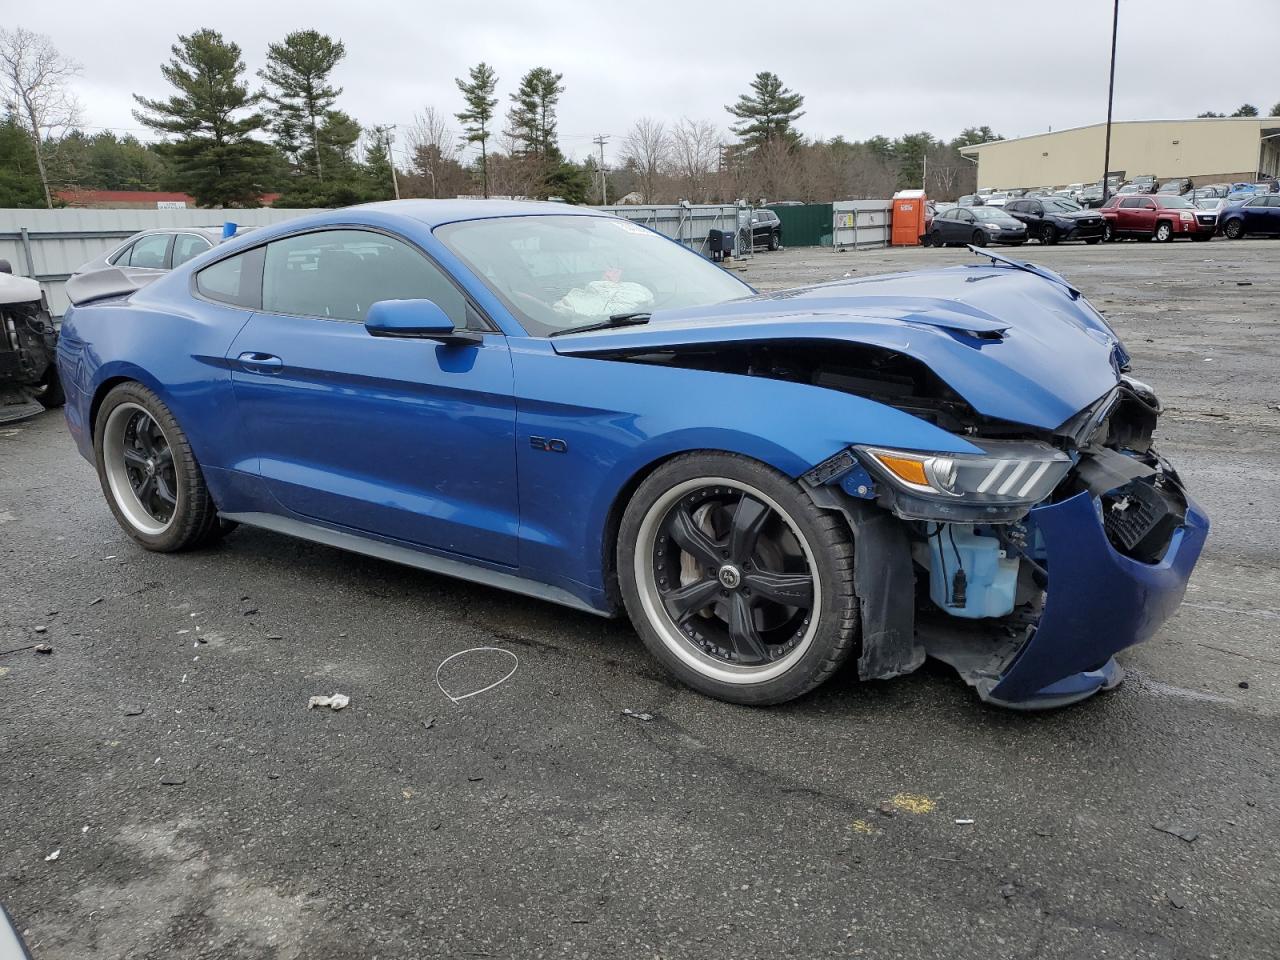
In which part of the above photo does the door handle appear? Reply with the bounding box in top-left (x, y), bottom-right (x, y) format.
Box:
top-left (237, 351), bottom-right (283, 372)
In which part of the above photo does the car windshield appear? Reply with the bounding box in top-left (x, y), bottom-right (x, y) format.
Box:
top-left (1195, 199), bottom-right (1220, 209)
top-left (1043, 199), bottom-right (1081, 212)
top-left (1157, 197), bottom-right (1194, 209)
top-left (972, 208), bottom-right (1013, 221)
top-left (435, 214), bottom-right (754, 337)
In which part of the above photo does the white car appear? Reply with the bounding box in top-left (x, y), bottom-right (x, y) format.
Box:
top-left (72, 227), bottom-right (227, 285)
top-left (0, 263), bottom-right (61, 422)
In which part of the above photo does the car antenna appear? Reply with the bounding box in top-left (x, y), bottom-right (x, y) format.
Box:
top-left (967, 245), bottom-right (1081, 300)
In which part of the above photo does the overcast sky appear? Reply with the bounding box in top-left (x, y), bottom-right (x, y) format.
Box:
top-left (17, 0), bottom-right (1280, 165)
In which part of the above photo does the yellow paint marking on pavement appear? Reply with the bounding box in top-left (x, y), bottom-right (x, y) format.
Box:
top-left (890, 793), bottom-right (936, 814)
top-left (851, 819), bottom-right (874, 835)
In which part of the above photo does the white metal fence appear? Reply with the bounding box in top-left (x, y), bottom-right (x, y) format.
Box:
top-left (832, 201), bottom-right (892, 250)
top-left (595, 204), bottom-right (750, 258)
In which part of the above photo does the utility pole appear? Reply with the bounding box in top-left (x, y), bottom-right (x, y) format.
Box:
top-left (592, 134), bottom-right (609, 205)
top-left (1101, 0), bottom-right (1119, 204)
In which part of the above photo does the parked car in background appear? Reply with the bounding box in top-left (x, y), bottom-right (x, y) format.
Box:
top-left (1101, 194), bottom-right (1214, 242)
top-left (1193, 197), bottom-right (1227, 230)
top-left (927, 205), bottom-right (1027, 246)
top-left (1185, 184), bottom-right (1230, 200)
top-left (1128, 175), bottom-right (1158, 194)
top-left (73, 227), bottom-right (227, 285)
top-left (750, 208), bottom-right (783, 251)
top-left (1217, 194), bottom-right (1280, 238)
top-left (1078, 184), bottom-right (1105, 208)
top-left (1157, 178), bottom-right (1192, 196)
top-left (957, 194), bottom-right (985, 207)
top-left (983, 192), bottom-right (1010, 207)
top-left (1004, 197), bottom-right (1105, 244)
top-left (1, 261), bottom-right (62, 423)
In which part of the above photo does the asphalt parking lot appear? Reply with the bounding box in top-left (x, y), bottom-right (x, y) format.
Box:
top-left (2, 237), bottom-right (1278, 959)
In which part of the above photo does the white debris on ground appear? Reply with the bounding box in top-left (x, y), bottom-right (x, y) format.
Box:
top-left (307, 693), bottom-right (350, 711)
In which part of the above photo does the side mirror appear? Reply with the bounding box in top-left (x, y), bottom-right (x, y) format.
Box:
top-left (364, 299), bottom-right (481, 346)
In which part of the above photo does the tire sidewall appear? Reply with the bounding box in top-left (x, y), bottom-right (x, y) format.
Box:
top-left (617, 453), bottom-right (857, 705)
top-left (93, 382), bottom-right (214, 551)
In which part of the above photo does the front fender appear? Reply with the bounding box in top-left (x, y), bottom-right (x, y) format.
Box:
top-left (510, 339), bottom-right (977, 605)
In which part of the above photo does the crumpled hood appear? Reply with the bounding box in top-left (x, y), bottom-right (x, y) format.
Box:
top-left (552, 263), bottom-right (1125, 430)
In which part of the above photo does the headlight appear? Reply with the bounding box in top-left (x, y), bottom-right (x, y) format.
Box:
top-left (1179, 211), bottom-right (1194, 221)
top-left (858, 440), bottom-right (1073, 508)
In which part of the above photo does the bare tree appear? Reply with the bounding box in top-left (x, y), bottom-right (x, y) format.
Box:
top-left (408, 106), bottom-right (459, 197)
top-left (668, 118), bottom-right (720, 202)
top-left (0, 27), bottom-right (81, 208)
top-left (620, 117), bottom-right (669, 204)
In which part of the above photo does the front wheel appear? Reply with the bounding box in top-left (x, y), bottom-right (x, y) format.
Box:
top-left (617, 453), bottom-right (858, 705)
top-left (972, 229), bottom-right (987, 245)
top-left (1223, 218), bottom-right (1244, 239)
top-left (1040, 223), bottom-right (1058, 245)
top-left (93, 382), bottom-right (227, 552)
top-left (1103, 221), bottom-right (1115, 242)
top-left (767, 231), bottom-right (780, 251)
top-left (930, 229), bottom-right (943, 247)
top-left (1154, 221), bottom-right (1173, 242)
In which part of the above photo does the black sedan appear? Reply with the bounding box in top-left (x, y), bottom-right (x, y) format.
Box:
top-left (926, 206), bottom-right (1027, 246)
top-left (1004, 197), bottom-right (1105, 244)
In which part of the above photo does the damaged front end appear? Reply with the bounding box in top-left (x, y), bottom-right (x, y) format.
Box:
top-left (803, 377), bottom-right (1209, 709)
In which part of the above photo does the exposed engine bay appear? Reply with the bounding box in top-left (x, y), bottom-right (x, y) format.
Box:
top-left (0, 263), bottom-right (63, 424)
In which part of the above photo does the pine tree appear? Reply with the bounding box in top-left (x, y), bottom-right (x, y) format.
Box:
top-left (132, 29), bottom-right (274, 207)
top-left (1231, 103), bottom-right (1259, 117)
top-left (455, 62), bottom-right (498, 197)
top-left (259, 30), bottom-right (345, 181)
top-left (726, 72), bottom-right (805, 149)
top-left (506, 67), bottom-right (564, 159)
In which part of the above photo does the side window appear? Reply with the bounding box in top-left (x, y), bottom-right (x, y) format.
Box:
top-left (1139, 198), bottom-right (1156, 210)
top-left (1120, 198), bottom-right (1142, 209)
top-left (1030, 202), bottom-right (1043, 215)
top-left (261, 229), bottom-right (467, 326)
top-left (108, 241), bottom-right (135, 266)
top-left (195, 249), bottom-right (262, 308)
top-left (128, 233), bottom-right (171, 269)
top-left (172, 234), bottom-right (212, 267)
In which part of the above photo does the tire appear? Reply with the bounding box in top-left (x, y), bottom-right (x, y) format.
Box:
top-left (1154, 221), bottom-right (1173, 243)
top-left (972, 229), bottom-right (986, 245)
top-left (1223, 218), bottom-right (1244, 240)
top-left (930, 229), bottom-right (943, 247)
top-left (1103, 221), bottom-right (1115, 242)
top-left (1085, 237), bottom-right (1102, 245)
top-left (93, 381), bottom-right (225, 552)
top-left (617, 453), bottom-right (858, 706)
top-left (1040, 223), bottom-right (1058, 245)
top-left (767, 231), bottom-right (780, 251)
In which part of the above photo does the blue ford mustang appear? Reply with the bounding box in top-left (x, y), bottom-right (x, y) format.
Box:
top-left (56, 200), bottom-right (1208, 709)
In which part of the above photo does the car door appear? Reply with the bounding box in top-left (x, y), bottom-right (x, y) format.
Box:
top-left (225, 227), bottom-right (520, 565)
top-left (1265, 196), bottom-right (1280, 234)
top-left (1240, 197), bottom-right (1267, 233)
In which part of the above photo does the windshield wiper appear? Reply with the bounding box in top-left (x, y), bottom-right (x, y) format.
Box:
top-left (548, 312), bottom-right (652, 337)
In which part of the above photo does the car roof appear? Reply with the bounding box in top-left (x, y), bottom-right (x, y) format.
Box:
top-left (354, 198), bottom-right (600, 227)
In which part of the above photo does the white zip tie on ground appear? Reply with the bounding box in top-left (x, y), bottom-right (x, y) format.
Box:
top-left (435, 647), bottom-right (519, 704)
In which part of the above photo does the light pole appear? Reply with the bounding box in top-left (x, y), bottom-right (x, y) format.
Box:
top-left (1101, 0), bottom-right (1119, 203)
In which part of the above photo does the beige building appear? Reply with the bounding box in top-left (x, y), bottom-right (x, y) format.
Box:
top-left (960, 118), bottom-right (1280, 190)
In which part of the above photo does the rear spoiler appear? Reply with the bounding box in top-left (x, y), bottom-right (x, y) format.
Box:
top-left (65, 268), bottom-right (158, 307)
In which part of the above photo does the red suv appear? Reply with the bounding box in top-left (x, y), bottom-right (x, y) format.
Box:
top-left (1101, 194), bottom-right (1215, 242)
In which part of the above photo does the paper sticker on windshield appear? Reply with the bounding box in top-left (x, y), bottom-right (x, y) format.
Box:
top-left (614, 221), bottom-right (650, 235)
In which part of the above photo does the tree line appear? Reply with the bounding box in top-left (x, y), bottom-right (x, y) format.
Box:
top-left (6, 25), bottom-right (1276, 210)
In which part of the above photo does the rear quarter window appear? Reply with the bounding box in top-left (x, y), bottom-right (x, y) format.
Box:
top-left (195, 248), bottom-right (263, 309)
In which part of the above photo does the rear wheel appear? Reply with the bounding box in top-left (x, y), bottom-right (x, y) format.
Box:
top-left (93, 382), bottom-right (227, 552)
top-left (1223, 218), bottom-right (1244, 239)
top-left (972, 229), bottom-right (986, 245)
top-left (1040, 223), bottom-right (1058, 245)
top-left (1154, 221), bottom-right (1173, 242)
top-left (1103, 221), bottom-right (1115, 242)
top-left (618, 453), bottom-right (858, 705)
